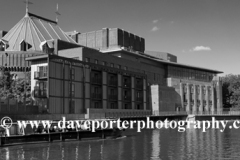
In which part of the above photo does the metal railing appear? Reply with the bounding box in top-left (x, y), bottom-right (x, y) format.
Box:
top-left (188, 111), bottom-right (240, 115)
top-left (34, 89), bottom-right (47, 98)
top-left (136, 97), bottom-right (143, 102)
top-left (123, 82), bottom-right (131, 88)
top-left (105, 111), bottom-right (152, 118)
top-left (91, 93), bottom-right (102, 99)
top-left (34, 71), bottom-right (47, 79)
top-left (152, 111), bottom-right (188, 116)
top-left (91, 77), bottom-right (102, 84)
top-left (108, 95), bottom-right (118, 101)
top-left (108, 80), bottom-right (118, 86)
top-left (135, 84), bottom-right (143, 90)
top-left (123, 96), bottom-right (131, 101)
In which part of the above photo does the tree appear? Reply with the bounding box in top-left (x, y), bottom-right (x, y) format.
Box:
top-left (0, 68), bottom-right (31, 103)
top-left (222, 74), bottom-right (240, 109)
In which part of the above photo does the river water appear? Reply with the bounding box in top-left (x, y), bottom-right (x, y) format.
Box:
top-left (1, 122), bottom-right (240, 160)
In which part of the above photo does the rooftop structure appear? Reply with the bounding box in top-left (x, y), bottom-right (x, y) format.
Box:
top-left (0, 12), bottom-right (75, 52)
top-left (0, 11), bottom-right (223, 117)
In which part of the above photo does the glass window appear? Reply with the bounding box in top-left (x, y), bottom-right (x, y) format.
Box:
top-left (102, 61), bottom-right (107, 66)
top-left (137, 92), bottom-right (140, 98)
top-left (69, 100), bottom-right (75, 114)
top-left (95, 102), bottom-right (99, 108)
top-left (0, 42), bottom-right (5, 51)
top-left (69, 83), bottom-right (75, 97)
top-left (117, 65), bottom-right (121, 69)
top-left (110, 63), bottom-right (114, 67)
top-left (71, 68), bottom-right (75, 80)
top-left (111, 103), bottom-right (114, 109)
top-left (20, 41), bottom-right (27, 51)
top-left (94, 87), bottom-right (99, 94)
top-left (94, 59), bottom-right (98, 64)
top-left (85, 57), bottom-right (90, 62)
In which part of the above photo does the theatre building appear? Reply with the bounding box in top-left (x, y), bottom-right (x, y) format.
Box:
top-left (0, 11), bottom-right (223, 118)
top-left (26, 53), bottom-right (149, 118)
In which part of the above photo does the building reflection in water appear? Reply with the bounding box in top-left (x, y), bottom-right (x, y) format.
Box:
top-left (151, 130), bottom-right (160, 160)
top-left (75, 145), bottom-right (78, 160)
top-left (2, 126), bottom-right (240, 160)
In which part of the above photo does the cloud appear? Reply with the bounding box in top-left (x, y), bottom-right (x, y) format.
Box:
top-left (192, 46), bottom-right (211, 51)
top-left (153, 19), bottom-right (158, 24)
top-left (151, 26), bottom-right (159, 32)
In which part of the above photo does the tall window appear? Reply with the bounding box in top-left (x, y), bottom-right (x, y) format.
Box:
top-left (36, 81), bottom-right (47, 97)
top-left (110, 89), bottom-right (115, 95)
top-left (38, 66), bottom-right (48, 77)
top-left (94, 59), bottom-right (98, 64)
top-left (20, 41), bottom-right (27, 51)
top-left (102, 61), bottom-right (107, 66)
top-left (183, 93), bottom-right (187, 102)
top-left (0, 41), bottom-right (5, 51)
top-left (94, 102), bottom-right (101, 108)
top-left (69, 83), bottom-right (75, 97)
top-left (85, 57), bottom-right (90, 62)
top-left (137, 92), bottom-right (140, 98)
top-left (110, 103), bottom-right (115, 109)
top-left (69, 100), bottom-right (75, 114)
top-left (124, 90), bottom-right (127, 97)
top-left (70, 68), bottom-right (75, 80)
top-left (110, 63), bottom-right (114, 67)
top-left (94, 87), bottom-right (99, 94)
top-left (39, 81), bottom-right (47, 91)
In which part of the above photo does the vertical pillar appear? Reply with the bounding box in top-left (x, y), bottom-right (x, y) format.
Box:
top-left (118, 74), bottom-right (122, 109)
top-left (143, 79), bottom-right (147, 110)
top-left (180, 83), bottom-right (184, 110)
top-left (102, 71), bottom-right (107, 110)
top-left (193, 84), bottom-right (197, 113)
top-left (217, 80), bottom-right (223, 112)
top-left (131, 77), bottom-right (135, 110)
top-left (186, 83), bottom-right (191, 113)
top-left (199, 85), bottom-right (203, 112)
top-left (206, 86), bottom-right (209, 112)
top-left (211, 85), bottom-right (215, 112)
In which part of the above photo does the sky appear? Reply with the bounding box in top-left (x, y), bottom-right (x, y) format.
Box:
top-left (0, 0), bottom-right (239, 75)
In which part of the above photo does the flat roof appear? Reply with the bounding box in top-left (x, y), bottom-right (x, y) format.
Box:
top-left (27, 48), bottom-right (223, 74)
top-left (101, 48), bottom-right (223, 74)
top-left (25, 54), bottom-right (48, 61)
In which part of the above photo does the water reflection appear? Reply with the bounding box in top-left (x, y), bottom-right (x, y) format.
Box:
top-left (1, 125), bottom-right (240, 160)
top-left (151, 130), bottom-right (160, 160)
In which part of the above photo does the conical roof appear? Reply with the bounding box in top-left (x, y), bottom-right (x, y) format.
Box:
top-left (1, 12), bottom-right (76, 51)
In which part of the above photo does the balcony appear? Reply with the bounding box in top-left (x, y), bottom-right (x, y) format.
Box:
top-left (123, 82), bottom-right (131, 88)
top-left (34, 89), bottom-right (47, 98)
top-left (91, 77), bottom-right (102, 85)
top-left (108, 80), bottom-right (118, 86)
top-left (135, 83), bottom-right (143, 90)
top-left (91, 93), bottom-right (102, 100)
top-left (108, 95), bottom-right (118, 101)
top-left (123, 96), bottom-right (131, 101)
top-left (136, 97), bottom-right (143, 102)
top-left (34, 71), bottom-right (47, 80)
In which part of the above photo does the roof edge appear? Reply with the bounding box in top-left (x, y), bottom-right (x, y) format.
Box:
top-left (28, 12), bottom-right (57, 24)
top-left (102, 48), bottom-right (223, 74)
